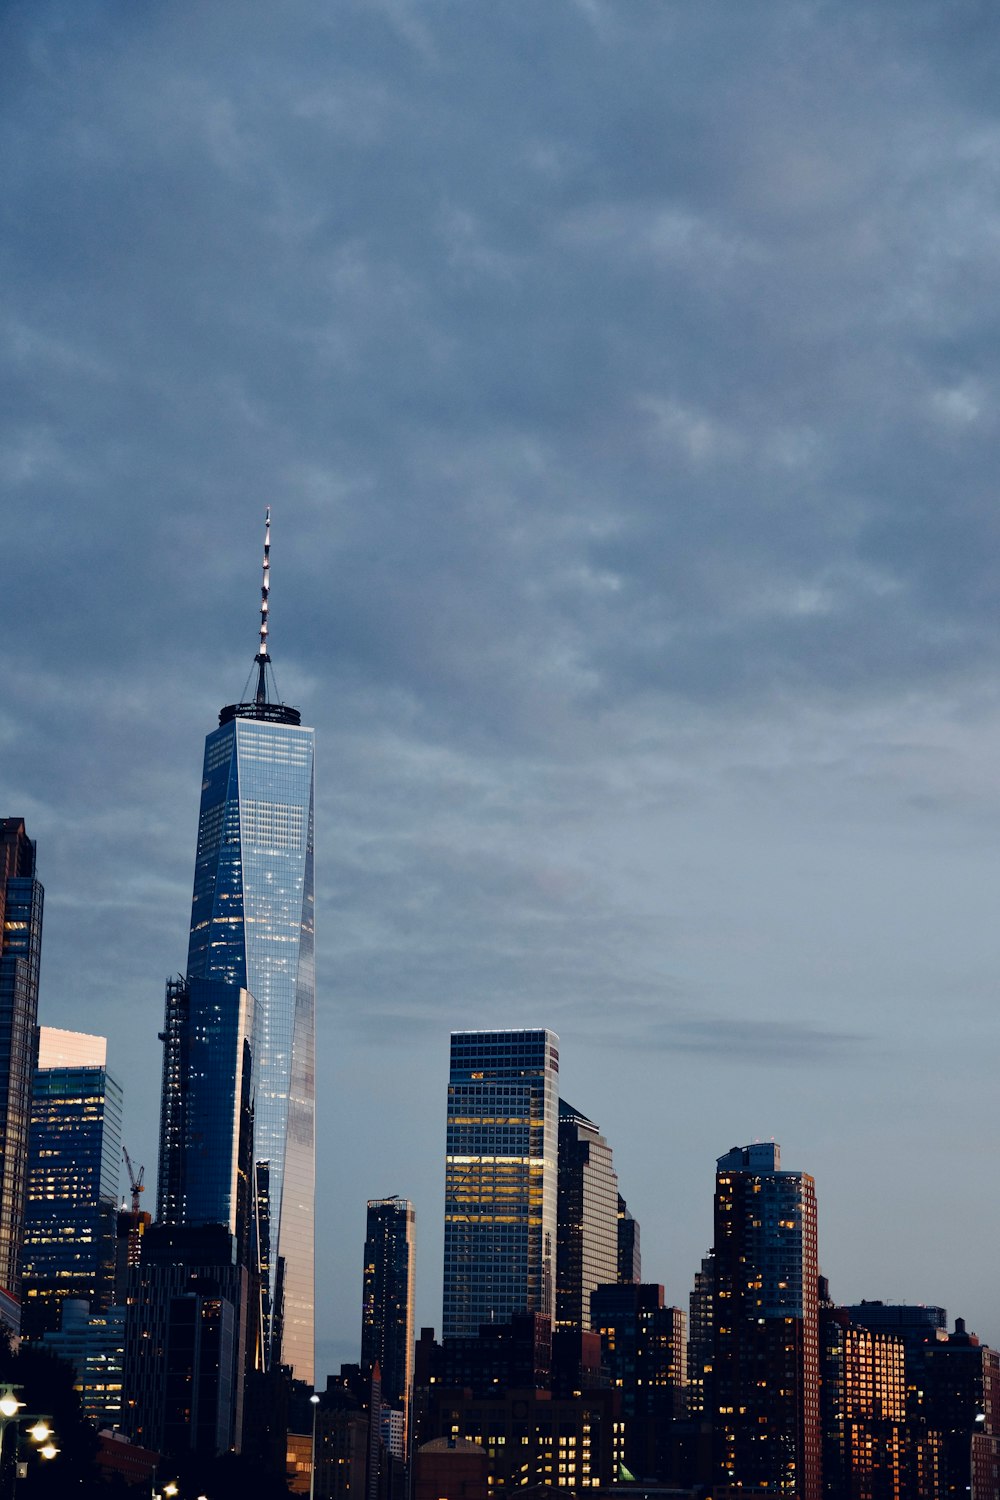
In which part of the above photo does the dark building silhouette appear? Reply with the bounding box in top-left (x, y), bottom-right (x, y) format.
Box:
top-left (122, 1223), bottom-right (253, 1457)
top-left (556, 1100), bottom-right (618, 1332)
top-left (20, 1027), bottom-right (122, 1339)
top-left (0, 817), bottom-right (43, 1324)
top-left (617, 1193), bottom-right (641, 1285)
top-left (687, 1250), bottom-right (714, 1417)
top-left (590, 1282), bottom-right (686, 1481)
top-left (712, 1143), bottom-right (821, 1500)
top-left (361, 1196), bottom-right (416, 1449)
top-left (921, 1319), bottom-right (1000, 1500)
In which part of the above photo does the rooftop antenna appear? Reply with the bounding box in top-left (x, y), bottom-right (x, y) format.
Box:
top-left (255, 507), bottom-right (271, 706)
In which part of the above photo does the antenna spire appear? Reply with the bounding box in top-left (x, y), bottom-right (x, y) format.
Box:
top-left (255, 507), bottom-right (271, 706)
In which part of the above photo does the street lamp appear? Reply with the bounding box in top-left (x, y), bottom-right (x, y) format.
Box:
top-left (0, 1386), bottom-right (58, 1495)
top-left (309, 1392), bottom-right (321, 1500)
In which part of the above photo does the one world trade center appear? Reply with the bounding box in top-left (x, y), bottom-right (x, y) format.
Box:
top-left (185, 511), bottom-right (315, 1381)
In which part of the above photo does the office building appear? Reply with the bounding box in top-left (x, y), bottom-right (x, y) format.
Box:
top-left (185, 512), bottom-right (316, 1380)
top-left (556, 1100), bottom-right (618, 1332)
top-left (361, 1196), bottom-right (416, 1444)
top-left (0, 817), bottom-right (43, 1318)
top-left (687, 1250), bottom-right (714, 1417)
top-left (156, 976), bottom-right (256, 1257)
top-left (820, 1305), bottom-right (907, 1500)
top-left (712, 1143), bottom-right (821, 1500)
top-left (590, 1282), bottom-right (686, 1481)
top-left (443, 1029), bottom-right (559, 1339)
top-left (921, 1319), bottom-right (1000, 1500)
top-left (123, 1222), bottom-right (253, 1457)
top-left (617, 1194), bottom-right (641, 1285)
top-left (40, 1298), bottom-right (127, 1428)
top-left (20, 1027), bottom-right (122, 1339)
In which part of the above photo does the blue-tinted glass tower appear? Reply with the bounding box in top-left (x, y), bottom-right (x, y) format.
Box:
top-left (185, 514), bottom-right (315, 1381)
top-left (443, 1029), bottom-right (559, 1339)
top-left (21, 1028), bottom-right (122, 1339)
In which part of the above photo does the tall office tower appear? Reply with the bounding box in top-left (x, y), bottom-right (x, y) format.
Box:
top-left (712, 1143), bottom-right (821, 1500)
top-left (617, 1193), bottom-right (641, 1284)
top-left (0, 818), bottom-right (43, 1321)
top-left (443, 1029), bottom-right (559, 1339)
top-left (361, 1196), bottom-right (416, 1445)
top-left (687, 1250), bottom-right (714, 1417)
top-left (156, 976), bottom-right (256, 1260)
top-left (185, 512), bottom-right (316, 1380)
top-left (556, 1099), bottom-right (618, 1331)
top-left (20, 1027), bottom-right (122, 1339)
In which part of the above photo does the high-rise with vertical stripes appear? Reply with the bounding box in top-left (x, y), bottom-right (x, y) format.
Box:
top-left (443, 1029), bottom-right (559, 1339)
top-left (185, 513), bottom-right (315, 1381)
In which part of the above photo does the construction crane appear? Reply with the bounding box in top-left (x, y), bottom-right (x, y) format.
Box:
top-left (122, 1146), bottom-right (146, 1269)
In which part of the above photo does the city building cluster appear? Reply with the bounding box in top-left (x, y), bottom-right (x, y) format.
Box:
top-left (0, 523), bottom-right (996, 1497)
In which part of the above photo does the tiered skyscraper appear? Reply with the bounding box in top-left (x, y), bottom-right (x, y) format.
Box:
top-left (184, 512), bottom-right (316, 1380)
top-left (0, 817), bottom-right (44, 1326)
top-left (443, 1029), bottom-right (559, 1338)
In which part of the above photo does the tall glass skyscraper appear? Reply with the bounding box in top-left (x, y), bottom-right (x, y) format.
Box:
top-left (185, 514), bottom-right (315, 1380)
top-left (443, 1029), bottom-right (559, 1339)
top-left (0, 817), bottom-right (44, 1319)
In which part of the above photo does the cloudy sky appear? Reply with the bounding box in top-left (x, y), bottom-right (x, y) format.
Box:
top-left (5, 0), bottom-right (1000, 1375)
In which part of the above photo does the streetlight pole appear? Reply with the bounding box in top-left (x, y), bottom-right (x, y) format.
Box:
top-left (309, 1392), bottom-right (320, 1500)
top-left (0, 1386), bottom-right (57, 1496)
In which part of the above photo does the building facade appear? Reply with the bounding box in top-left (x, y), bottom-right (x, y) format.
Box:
top-left (184, 513), bottom-right (316, 1380)
top-left (712, 1143), bottom-right (821, 1500)
top-left (0, 817), bottom-right (43, 1314)
top-left (21, 1027), bottom-right (122, 1339)
top-left (156, 976), bottom-right (256, 1257)
top-left (556, 1100), bottom-right (619, 1332)
top-left (361, 1196), bottom-right (416, 1443)
top-left (443, 1029), bottom-right (559, 1339)
top-left (616, 1193), bottom-right (641, 1285)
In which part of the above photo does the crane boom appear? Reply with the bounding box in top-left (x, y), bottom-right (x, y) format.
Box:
top-left (122, 1145), bottom-right (146, 1268)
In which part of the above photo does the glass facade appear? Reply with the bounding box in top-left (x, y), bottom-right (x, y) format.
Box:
top-left (0, 818), bottom-right (43, 1305)
top-left (21, 1031), bottom-right (123, 1339)
top-left (186, 713), bottom-right (315, 1380)
top-left (443, 1029), bottom-right (559, 1340)
top-left (156, 978), bottom-right (255, 1262)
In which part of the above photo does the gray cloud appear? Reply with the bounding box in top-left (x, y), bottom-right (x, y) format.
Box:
top-left (4, 0), bottom-right (1000, 1355)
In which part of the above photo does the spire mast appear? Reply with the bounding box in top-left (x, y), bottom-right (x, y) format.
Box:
top-left (255, 507), bottom-right (271, 706)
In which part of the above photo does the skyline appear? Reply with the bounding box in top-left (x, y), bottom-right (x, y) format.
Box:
top-left (4, 0), bottom-right (1000, 1377)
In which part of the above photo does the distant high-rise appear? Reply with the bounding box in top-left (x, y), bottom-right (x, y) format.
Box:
top-left (184, 512), bottom-right (316, 1380)
top-left (361, 1197), bottom-right (416, 1443)
top-left (21, 1027), bottom-right (122, 1339)
top-left (712, 1143), bottom-right (821, 1500)
top-left (443, 1029), bottom-right (559, 1339)
top-left (617, 1193), bottom-right (641, 1284)
top-left (687, 1249), bottom-right (714, 1417)
top-left (556, 1099), bottom-right (618, 1331)
top-left (0, 817), bottom-right (43, 1319)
